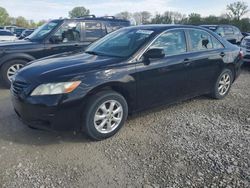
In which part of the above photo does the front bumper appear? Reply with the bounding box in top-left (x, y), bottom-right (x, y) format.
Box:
top-left (11, 93), bottom-right (84, 131)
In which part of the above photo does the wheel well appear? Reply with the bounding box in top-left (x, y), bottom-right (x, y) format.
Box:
top-left (85, 84), bottom-right (132, 112)
top-left (0, 56), bottom-right (33, 69)
top-left (225, 64), bottom-right (236, 81)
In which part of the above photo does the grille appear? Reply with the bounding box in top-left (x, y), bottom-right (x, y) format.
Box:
top-left (11, 80), bottom-right (29, 96)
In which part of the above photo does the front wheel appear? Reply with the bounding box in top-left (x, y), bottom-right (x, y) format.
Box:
top-left (83, 90), bottom-right (128, 141)
top-left (211, 69), bottom-right (233, 99)
top-left (0, 60), bottom-right (27, 88)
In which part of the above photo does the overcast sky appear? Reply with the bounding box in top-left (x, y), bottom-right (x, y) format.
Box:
top-left (0, 0), bottom-right (250, 22)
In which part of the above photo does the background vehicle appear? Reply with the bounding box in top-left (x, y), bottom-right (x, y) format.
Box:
top-left (241, 36), bottom-right (250, 62)
top-left (19, 29), bottom-right (35, 39)
top-left (11, 25), bottom-right (243, 140)
top-left (0, 15), bottom-right (130, 87)
top-left (242, 32), bottom-right (250, 37)
top-left (0, 29), bottom-right (17, 41)
top-left (3, 26), bottom-right (17, 33)
top-left (201, 25), bottom-right (243, 45)
top-left (13, 27), bottom-right (26, 38)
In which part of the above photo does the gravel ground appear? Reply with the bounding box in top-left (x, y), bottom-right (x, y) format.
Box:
top-left (0, 67), bottom-right (249, 188)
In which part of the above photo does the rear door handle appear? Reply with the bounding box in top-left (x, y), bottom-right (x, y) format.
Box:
top-left (183, 58), bottom-right (191, 66)
top-left (220, 52), bottom-right (225, 57)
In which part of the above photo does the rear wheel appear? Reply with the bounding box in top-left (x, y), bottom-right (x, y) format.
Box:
top-left (1, 59), bottom-right (27, 88)
top-left (211, 69), bottom-right (233, 99)
top-left (83, 90), bottom-right (128, 141)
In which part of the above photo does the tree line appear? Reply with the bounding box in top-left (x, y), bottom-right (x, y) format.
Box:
top-left (114, 1), bottom-right (250, 32)
top-left (0, 1), bottom-right (249, 31)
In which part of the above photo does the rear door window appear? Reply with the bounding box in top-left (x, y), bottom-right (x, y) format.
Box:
top-left (84, 22), bottom-right (105, 41)
top-left (106, 22), bottom-right (122, 33)
top-left (188, 29), bottom-right (213, 51)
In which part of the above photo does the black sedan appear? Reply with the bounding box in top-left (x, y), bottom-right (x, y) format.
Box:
top-left (11, 25), bottom-right (243, 140)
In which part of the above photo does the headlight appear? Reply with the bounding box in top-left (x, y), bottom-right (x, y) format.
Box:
top-left (31, 81), bottom-right (81, 96)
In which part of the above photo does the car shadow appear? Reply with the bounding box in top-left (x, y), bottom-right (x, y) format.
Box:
top-left (0, 117), bottom-right (92, 146)
top-left (0, 95), bottom-right (92, 146)
top-left (0, 95), bottom-right (208, 146)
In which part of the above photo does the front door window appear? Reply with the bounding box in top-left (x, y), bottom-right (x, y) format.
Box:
top-left (51, 22), bottom-right (81, 43)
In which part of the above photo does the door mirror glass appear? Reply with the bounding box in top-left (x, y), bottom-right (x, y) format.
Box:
top-left (144, 48), bottom-right (165, 59)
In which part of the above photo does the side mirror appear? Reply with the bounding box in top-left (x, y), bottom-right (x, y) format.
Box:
top-left (144, 48), bottom-right (165, 59)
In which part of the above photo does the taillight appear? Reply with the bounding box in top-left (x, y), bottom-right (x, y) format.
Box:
top-left (239, 50), bottom-right (244, 60)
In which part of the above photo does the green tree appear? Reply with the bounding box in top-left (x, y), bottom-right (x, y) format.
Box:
top-left (115, 11), bottom-right (132, 20)
top-left (188, 13), bottom-right (202, 25)
top-left (0, 7), bottom-right (10, 25)
top-left (36, 20), bottom-right (47, 27)
top-left (203, 15), bottom-right (220, 24)
top-left (69, 6), bottom-right (90, 18)
top-left (140, 11), bottom-right (152, 24)
top-left (227, 1), bottom-right (249, 20)
top-left (15, 16), bottom-right (29, 28)
top-left (151, 12), bottom-right (172, 24)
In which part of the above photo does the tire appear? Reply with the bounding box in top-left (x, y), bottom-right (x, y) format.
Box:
top-left (0, 59), bottom-right (27, 88)
top-left (83, 90), bottom-right (128, 141)
top-left (211, 68), bottom-right (233, 99)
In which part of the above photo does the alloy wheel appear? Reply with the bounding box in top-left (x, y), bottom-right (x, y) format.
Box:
top-left (7, 64), bottom-right (24, 81)
top-left (94, 100), bottom-right (123, 134)
top-left (218, 72), bottom-right (231, 96)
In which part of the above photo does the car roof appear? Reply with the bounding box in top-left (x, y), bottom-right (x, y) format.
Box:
top-left (201, 24), bottom-right (238, 27)
top-left (53, 16), bottom-right (130, 23)
top-left (123, 24), bottom-right (213, 32)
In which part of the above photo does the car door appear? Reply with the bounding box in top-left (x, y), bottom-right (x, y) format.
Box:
top-left (184, 29), bottom-right (225, 96)
top-left (136, 29), bottom-right (191, 110)
top-left (44, 21), bottom-right (84, 56)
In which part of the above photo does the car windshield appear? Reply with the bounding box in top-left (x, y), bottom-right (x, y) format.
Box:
top-left (86, 28), bottom-right (155, 58)
top-left (28, 20), bottom-right (61, 41)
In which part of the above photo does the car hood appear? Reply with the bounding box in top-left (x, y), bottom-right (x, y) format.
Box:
top-left (16, 52), bottom-right (125, 83)
top-left (0, 39), bottom-right (37, 49)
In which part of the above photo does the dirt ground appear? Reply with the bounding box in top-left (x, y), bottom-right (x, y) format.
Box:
top-left (0, 66), bottom-right (249, 188)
